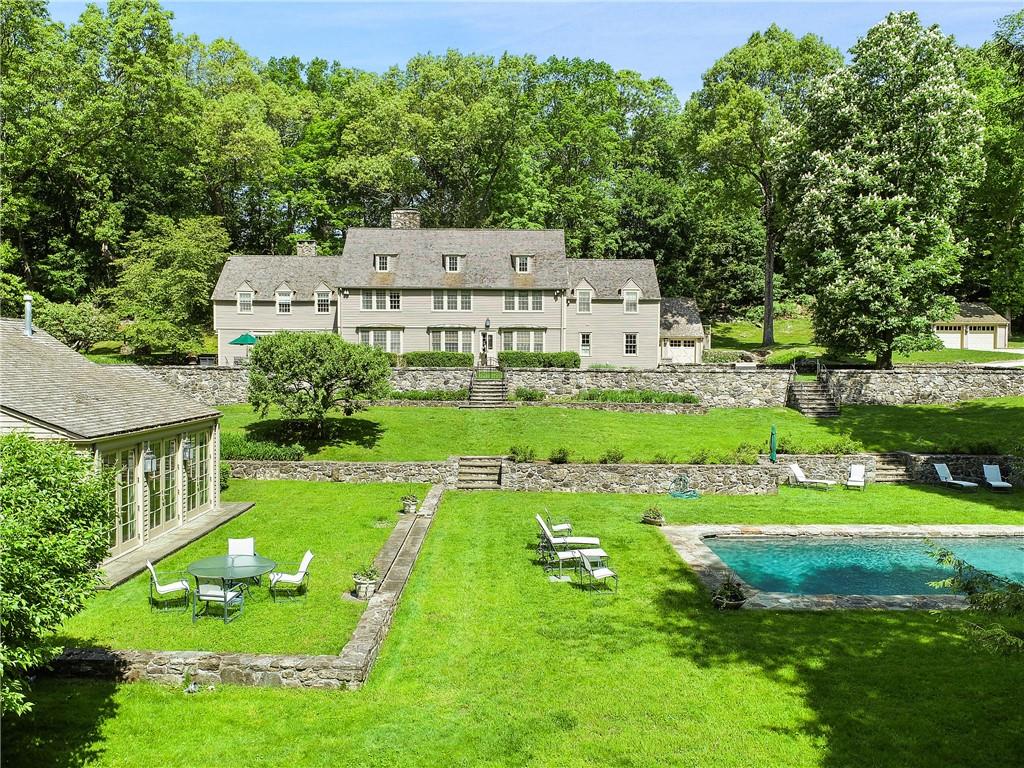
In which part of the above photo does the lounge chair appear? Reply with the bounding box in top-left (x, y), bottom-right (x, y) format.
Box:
top-left (845, 464), bottom-right (866, 491)
top-left (192, 579), bottom-right (244, 624)
top-left (578, 550), bottom-right (618, 593)
top-left (269, 550), bottom-right (314, 600)
top-left (789, 463), bottom-right (836, 489)
top-left (934, 463), bottom-right (978, 491)
top-left (542, 509), bottom-right (573, 537)
top-left (146, 560), bottom-right (189, 611)
top-left (535, 515), bottom-right (599, 566)
top-left (983, 465), bottom-right (1013, 492)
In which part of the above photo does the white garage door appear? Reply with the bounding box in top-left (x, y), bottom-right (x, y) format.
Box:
top-left (965, 325), bottom-right (996, 351)
top-left (662, 339), bottom-right (696, 364)
top-left (934, 324), bottom-right (963, 349)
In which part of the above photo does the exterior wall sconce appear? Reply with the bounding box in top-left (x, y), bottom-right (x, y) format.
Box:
top-left (484, 318), bottom-right (491, 330)
top-left (342, 288), bottom-right (350, 297)
top-left (182, 437), bottom-right (194, 464)
top-left (142, 447), bottom-right (158, 475)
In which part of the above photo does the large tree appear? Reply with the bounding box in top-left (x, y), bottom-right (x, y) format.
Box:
top-left (792, 12), bottom-right (985, 368)
top-left (682, 25), bottom-right (842, 342)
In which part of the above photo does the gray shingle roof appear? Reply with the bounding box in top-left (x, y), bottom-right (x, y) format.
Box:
top-left (338, 228), bottom-right (568, 290)
top-left (950, 302), bottom-right (1009, 325)
top-left (659, 298), bottom-right (704, 337)
top-left (0, 319), bottom-right (219, 441)
top-left (567, 259), bottom-right (661, 299)
top-left (211, 256), bottom-right (340, 301)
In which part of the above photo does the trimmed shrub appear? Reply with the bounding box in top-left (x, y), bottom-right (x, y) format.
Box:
top-left (513, 387), bottom-right (546, 401)
top-left (497, 351), bottom-right (581, 368)
top-left (508, 444), bottom-right (536, 462)
top-left (774, 435), bottom-right (864, 455)
top-left (650, 453), bottom-right (674, 464)
top-left (221, 433), bottom-right (305, 461)
top-left (702, 349), bottom-right (745, 363)
top-left (597, 447), bottom-right (625, 464)
top-left (573, 388), bottom-right (699, 404)
top-left (219, 461), bottom-right (231, 491)
top-left (401, 351), bottom-right (473, 367)
top-left (549, 447), bottom-right (570, 464)
top-left (384, 352), bottom-right (401, 367)
top-left (390, 388), bottom-right (468, 401)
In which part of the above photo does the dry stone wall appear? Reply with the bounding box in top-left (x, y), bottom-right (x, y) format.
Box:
top-left (141, 365), bottom-right (248, 405)
top-left (825, 366), bottom-right (1024, 405)
top-left (229, 459), bottom-right (458, 485)
top-left (763, 454), bottom-right (879, 484)
top-left (906, 454), bottom-right (1023, 487)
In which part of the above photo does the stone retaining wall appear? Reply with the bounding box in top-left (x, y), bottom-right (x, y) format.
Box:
top-left (761, 454), bottom-right (878, 484)
top-left (825, 366), bottom-right (1024, 405)
top-left (141, 365), bottom-right (249, 405)
top-left (229, 459), bottom-right (459, 485)
top-left (389, 367), bottom-right (474, 392)
top-left (906, 454), bottom-right (1023, 487)
top-left (519, 401), bottom-right (707, 414)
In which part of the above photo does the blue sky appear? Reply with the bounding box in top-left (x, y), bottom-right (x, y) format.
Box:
top-left (48, 1), bottom-right (1017, 98)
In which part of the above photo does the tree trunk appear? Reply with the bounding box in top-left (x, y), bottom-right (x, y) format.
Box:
top-left (876, 346), bottom-right (894, 370)
top-left (761, 230), bottom-right (777, 347)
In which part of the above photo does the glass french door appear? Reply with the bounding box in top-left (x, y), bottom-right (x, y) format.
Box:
top-left (102, 449), bottom-right (140, 557)
top-left (184, 430), bottom-right (211, 520)
top-left (147, 439), bottom-right (179, 538)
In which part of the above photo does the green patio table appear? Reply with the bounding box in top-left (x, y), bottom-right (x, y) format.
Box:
top-left (188, 554), bottom-right (276, 622)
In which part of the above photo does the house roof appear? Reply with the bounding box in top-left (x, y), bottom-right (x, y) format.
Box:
top-left (948, 302), bottom-right (1009, 325)
top-left (338, 228), bottom-right (568, 290)
top-left (659, 298), bottom-right (704, 337)
top-left (0, 319), bottom-right (220, 441)
top-left (567, 259), bottom-right (661, 299)
top-left (211, 256), bottom-right (340, 300)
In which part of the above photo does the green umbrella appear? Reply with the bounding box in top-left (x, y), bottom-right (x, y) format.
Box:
top-left (769, 424), bottom-right (777, 463)
top-left (229, 333), bottom-right (258, 346)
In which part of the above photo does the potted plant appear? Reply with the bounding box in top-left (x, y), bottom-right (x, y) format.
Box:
top-left (641, 506), bottom-right (665, 526)
top-left (711, 577), bottom-right (747, 610)
top-left (353, 564), bottom-right (380, 600)
top-left (401, 494), bottom-right (418, 514)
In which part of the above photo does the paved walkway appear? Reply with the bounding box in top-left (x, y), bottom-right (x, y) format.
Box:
top-left (970, 348), bottom-right (1024, 367)
top-left (101, 502), bottom-right (255, 588)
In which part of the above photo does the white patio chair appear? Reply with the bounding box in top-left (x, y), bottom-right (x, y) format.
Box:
top-left (146, 560), bottom-right (189, 611)
top-left (228, 537), bottom-right (261, 588)
top-left (192, 578), bottom-right (244, 624)
top-left (269, 550), bottom-right (314, 601)
top-left (578, 550), bottom-right (618, 593)
top-left (845, 464), bottom-right (866, 491)
top-left (789, 463), bottom-right (836, 489)
top-left (535, 515), bottom-right (599, 568)
top-left (934, 463), bottom-right (978, 491)
top-left (983, 464), bottom-right (1012, 492)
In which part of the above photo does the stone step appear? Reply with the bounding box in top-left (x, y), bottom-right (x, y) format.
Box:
top-left (456, 481), bottom-right (502, 490)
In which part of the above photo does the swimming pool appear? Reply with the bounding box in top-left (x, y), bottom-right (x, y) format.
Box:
top-left (705, 536), bottom-right (1024, 595)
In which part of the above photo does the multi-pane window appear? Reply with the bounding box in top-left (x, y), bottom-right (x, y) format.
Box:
top-left (577, 289), bottom-right (592, 313)
top-left (503, 291), bottom-right (542, 311)
top-left (358, 329), bottom-right (402, 353)
top-left (102, 449), bottom-right (137, 553)
top-left (934, 325), bottom-right (961, 332)
top-left (316, 291), bottom-right (331, 314)
top-left (146, 439), bottom-right (177, 535)
top-left (580, 332), bottom-right (591, 357)
top-left (444, 330), bottom-right (460, 352)
top-left (445, 255), bottom-right (461, 272)
top-left (237, 291), bottom-right (253, 314)
top-left (362, 290), bottom-right (400, 310)
top-left (276, 290), bottom-right (292, 314)
top-left (430, 330), bottom-right (472, 353)
top-left (514, 255), bottom-right (530, 273)
top-left (432, 290), bottom-right (472, 311)
top-left (375, 254), bottom-right (390, 272)
top-left (503, 330), bottom-right (544, 352)
top-left (185, 431), bottom-right (209, 517)
top-left (624, 332), bottom-right (638, 356)
top-left (623, 290), bottom-right (639, 313)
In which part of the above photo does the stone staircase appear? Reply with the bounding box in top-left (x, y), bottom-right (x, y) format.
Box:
top-left (873, 453), bottom-right (911, 484)
top-left (461, 368), bottom-right (509, 409)
top-left (787, 380), bottom-right (840, 418)
top-left (456, 456), bottom-right (502, 490)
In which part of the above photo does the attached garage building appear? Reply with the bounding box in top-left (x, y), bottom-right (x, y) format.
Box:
top-left (659, 297), bottom-right (707, 365)
top-left (933, 302), bottom-right (1010, 351)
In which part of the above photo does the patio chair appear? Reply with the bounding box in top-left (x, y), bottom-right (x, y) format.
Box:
top-left (269, 550), bottom-right (314, 601)
top-left (983, 464), bottom-right (1013, 493)
top-left (534, 515), bottom-right (599, 566)
top-left (934, 463), bottom-right (978, 492)
top-left (789, 463), bottom-right (836, 490)
top-left (845, 464), bottom-right (866, 491)
top-left (192, 577), bottom-right (244, 624)
top-left (228, 537), bottom-right (261, 588)
top-left (145, 560), bottom-right (190, 611)
top-left (578, 550), bottom-right (618, 593)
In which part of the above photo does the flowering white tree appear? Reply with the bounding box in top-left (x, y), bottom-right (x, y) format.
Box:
top-left (792, 12), bottom-right (985, 367)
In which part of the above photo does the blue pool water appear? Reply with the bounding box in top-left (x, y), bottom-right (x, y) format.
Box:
top-left (705, 537), bottom-right (1024, 595)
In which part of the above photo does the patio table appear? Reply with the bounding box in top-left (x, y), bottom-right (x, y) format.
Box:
top-left (188, 554), bottom-right (276, 622)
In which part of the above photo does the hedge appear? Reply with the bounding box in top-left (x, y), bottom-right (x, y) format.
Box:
top-left (220, 433), bottom-right (305, 461)
top-left (401, 351), bottom-right (474, 367)
top-left (572, 388), bottom-right (699, 404)
top-left (389, 388), bottom-right (469, 401)
top-left (497, 351), bottom-right (581, 368)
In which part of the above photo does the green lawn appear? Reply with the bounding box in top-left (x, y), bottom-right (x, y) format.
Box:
top-left (58, 480), bottom-right (427, 655)
top-left (221, 396), bottom-right (1024, 462)
top-left (84, 334), bottom-right (218, 364)
top-left (7, 486), bottom-right (1023, 767)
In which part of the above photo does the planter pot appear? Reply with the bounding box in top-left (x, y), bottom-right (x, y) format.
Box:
top-left (642, 517), bottom-right (665, 527)
top-left (712, 596), bottom-right (747, 611)
top-left (353, 576), bottom-right (378, 600)
top-left (402, 500), bottom-right (418, 515)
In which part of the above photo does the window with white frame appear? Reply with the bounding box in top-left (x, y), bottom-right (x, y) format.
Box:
top-left (503, 330), bottom-right (543, 352)
top-left (444, 255), bottom-right (461, 272)
top-left (358, 328), bottom-right (402, 353)
top-left (577, 289), bottom-right (592, 314)
top-left (237, 291), bottom-right (253, 314)
top-left (432, 290), bottom-right (472, 311)
top-left (374, 254), bottom-right (390, 272)
top-left (580, 332), bottom-right (591, 356)
top-left (624, 332), bottom-right (638, 356)
top-left (276, 290), bottom-right (292, 314)
top-left (623, 289), bottom-right (639, 314)
top-left (514, 255), bottom-right (530, 273)
top-left (503, 290), bottom-right (542, 311)
top-left (430, 330), bottom-right (472, 353)
top-left (315, 290), bottom-right (331, 314)
top-left (362, 289), bottom-right (400, 310)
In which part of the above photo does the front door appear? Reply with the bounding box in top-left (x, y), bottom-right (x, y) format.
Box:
top-left (480, 332), bottom-right (497, 365)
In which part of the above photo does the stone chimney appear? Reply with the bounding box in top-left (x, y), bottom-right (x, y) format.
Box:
top-left (296, 240), bottom-right (317, 257)
top-left (390, 209), bottom-right (421, 229)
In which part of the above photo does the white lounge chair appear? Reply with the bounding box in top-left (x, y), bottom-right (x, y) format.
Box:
top-left (578, 550), bottom-right (618, 593)
top-left (146, 560), bottom-right (189, 611)
top-left (789, 463), bottom-right (836, 489)
top-left (192, 579), bottom-right (244, 623)
top-left (845, 464), bottom-right (866, 491)
top-left (535, 515), bottom-right (599, 568)
top-left (269, 550), bottom-right (314, 600)
top-left (934, 463), bottom-right (978, 491)
top-left (983, 464), bottom-right (1012, 492)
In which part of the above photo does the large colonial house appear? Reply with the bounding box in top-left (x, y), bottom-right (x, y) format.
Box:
top-left (0, 312), bottom-right (222, 565)
top-left (932, 302), bottom-right (1011, 351)
top-left (212, 210), bottom-right (706, 368)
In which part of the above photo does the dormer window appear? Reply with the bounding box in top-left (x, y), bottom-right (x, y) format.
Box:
top-left (577, 289), bottom-right (592, 314)
top-left (276, 289), bottom-right (293, 314)
top-left (444, 255), bottom-right (461, 272)
top-left (623, 289), bottom-right (639, 314)
top-left (375, 254), bottom-right (390, 272)
top-left (514, 255), bottom-right (530, 273)
top-left (237, 291), bottom-right (253, 314)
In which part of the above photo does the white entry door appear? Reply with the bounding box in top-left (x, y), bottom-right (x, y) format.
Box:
top-left (965, 325), bottom-right (996, 351)
top-left (662, 339), bottom-right (696, 364)
top-left (480, 332), bottom-right (497, 365)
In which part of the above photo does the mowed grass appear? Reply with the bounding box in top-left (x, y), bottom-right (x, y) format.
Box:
top-left (221, 396), bottom-right (1024, 462)
top-left (8, 486), bottom-right (1024, 767)
top-left (58, 480), bottom-right (427, 655)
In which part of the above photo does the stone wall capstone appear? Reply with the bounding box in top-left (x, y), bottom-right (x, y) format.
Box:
top-left (825, 366), bottom-right (1024, 405)
top-left (229, 459), bottom-right (459, 486)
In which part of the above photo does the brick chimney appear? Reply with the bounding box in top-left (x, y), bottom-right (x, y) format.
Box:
top-left (390, 209), bottom-right (421, 229)
top-left (296, 240), bottom-right (317, 257)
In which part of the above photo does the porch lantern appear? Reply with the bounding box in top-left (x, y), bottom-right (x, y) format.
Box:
top-left (143, 447), bottom-right (158, 476)
top-left (484, 318), bottom-right (491, 330)
top-left (182, 437), bottom-right (194, 464)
